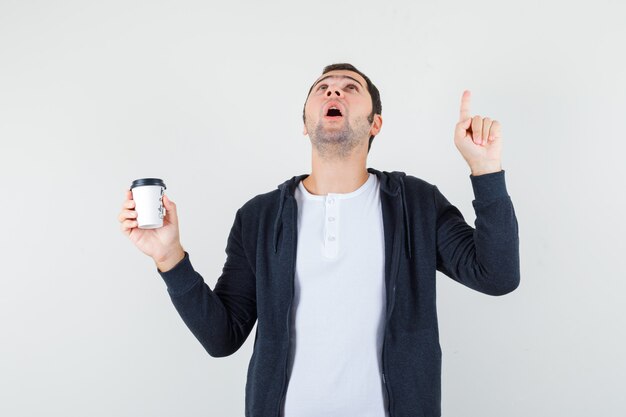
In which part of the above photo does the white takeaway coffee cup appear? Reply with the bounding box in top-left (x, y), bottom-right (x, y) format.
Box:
top-left (130, 178), bottom-right (167, 229)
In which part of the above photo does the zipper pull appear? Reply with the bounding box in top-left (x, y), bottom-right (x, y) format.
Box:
top-left (382, 372), bottom-right (386, 384)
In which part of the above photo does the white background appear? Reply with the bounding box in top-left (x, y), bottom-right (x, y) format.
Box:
top-left (1, 0), bottom-right (625, 416)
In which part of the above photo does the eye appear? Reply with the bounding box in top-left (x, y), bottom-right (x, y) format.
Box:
top-left (347, 84), bottom-right (357, 90)
top-left (317, 84), bottom-right (328, 90)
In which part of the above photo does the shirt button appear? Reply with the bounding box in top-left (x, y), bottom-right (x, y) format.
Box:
top-left (328, 216), bottom-right (335, 222)
top-left (327, 198), bottom-right (334, 205)
top-left (328, 235), bottom-right (336, 241)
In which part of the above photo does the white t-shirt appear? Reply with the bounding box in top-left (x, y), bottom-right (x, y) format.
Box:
top-left (281, 172), bottom-right (389, 417)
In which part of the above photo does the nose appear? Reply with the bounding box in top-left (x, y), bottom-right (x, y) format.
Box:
top-left (326, 89), bottom-right (342, 97)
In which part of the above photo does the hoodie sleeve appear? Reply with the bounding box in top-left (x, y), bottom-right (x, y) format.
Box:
top-left (434, 169), bottom-right (520, 296)
top-left (157, 208), bottom-right (257, 357)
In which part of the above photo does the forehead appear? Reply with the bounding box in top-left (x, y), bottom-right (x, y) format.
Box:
top-left (312, 70), bottom-right (367, 87)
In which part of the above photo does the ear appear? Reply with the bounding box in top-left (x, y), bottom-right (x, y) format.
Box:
top-left (303, 124), bottom-right (308, 135)
top-left (369, 114), bottom-right (383, 136)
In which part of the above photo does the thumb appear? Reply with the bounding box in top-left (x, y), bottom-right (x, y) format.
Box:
top-left (162, 194), bottom-right (178, 224)
top-left (455, 117), bottom-right (472, 139)
top-left (163, 193), bottom-right (175, 210)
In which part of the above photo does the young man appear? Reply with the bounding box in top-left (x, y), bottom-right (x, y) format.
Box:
top-left (119, 63), bottom-right (520, 417)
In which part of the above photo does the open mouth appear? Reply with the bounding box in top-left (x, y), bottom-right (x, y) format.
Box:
top-left (325, 106), bottom-right (343, 119)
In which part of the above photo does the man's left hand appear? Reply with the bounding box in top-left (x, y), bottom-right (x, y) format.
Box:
top-left (454, 90), bottom-right (502, 176)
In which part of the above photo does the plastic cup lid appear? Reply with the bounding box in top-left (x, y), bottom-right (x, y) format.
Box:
top-left (130, 178), bottom-right (167, 190)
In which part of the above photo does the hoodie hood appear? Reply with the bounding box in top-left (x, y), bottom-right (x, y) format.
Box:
top-left (273, 167), bottom-right (412, 259)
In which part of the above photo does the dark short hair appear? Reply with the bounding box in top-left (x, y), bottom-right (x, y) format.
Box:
top-left (303, 63), bottom-right (382, 153)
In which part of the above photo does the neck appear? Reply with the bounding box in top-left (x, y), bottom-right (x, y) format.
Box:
top-left (302, 146), bottom-right (369, 196)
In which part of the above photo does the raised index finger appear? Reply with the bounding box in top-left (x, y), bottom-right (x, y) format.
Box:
top-left (459, 90), bottom-right (471, 122)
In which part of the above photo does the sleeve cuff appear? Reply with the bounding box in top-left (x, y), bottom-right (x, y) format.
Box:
top-left (156, 251), bottom-right (201, 296)
top-left (469, 169), bottom-right (509, 201)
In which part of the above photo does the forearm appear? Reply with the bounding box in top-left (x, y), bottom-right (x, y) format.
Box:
top-left (157, 250), bottom-right (254, 357)
top-left (435, 170), bottom-right (520, 296)
top-left (471, 188), bottom-right (520, 293)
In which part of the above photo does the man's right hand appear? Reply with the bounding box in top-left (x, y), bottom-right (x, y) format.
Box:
top-left (118, 189), bottom-right (185, 272)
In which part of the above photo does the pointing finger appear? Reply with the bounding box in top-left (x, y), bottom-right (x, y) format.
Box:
top-left (459, 90), bottom-right (471, 122)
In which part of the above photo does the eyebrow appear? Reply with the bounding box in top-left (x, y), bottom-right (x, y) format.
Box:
top-left (312, 74), bottom-right (364, 89)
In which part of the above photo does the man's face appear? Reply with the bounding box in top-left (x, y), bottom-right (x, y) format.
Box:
top-left (303, 69), bottom-right (381, 155)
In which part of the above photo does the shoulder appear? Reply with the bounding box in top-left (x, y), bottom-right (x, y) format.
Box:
top-left (402, 173), bottom-right (434, 188)
top-left (401, 172), bottom-right (437, 194)
top-left (236, 188), bottom-right (282, 221)
top-left (395, 172), bottom-right (442, 214)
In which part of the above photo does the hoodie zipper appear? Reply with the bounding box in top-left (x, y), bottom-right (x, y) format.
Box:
top-left (382, 200), bottom-right (403, 417)
top-left (382, 281), bottom-right (396, 416)
top-left (277, 197), bottom-right (297, 417)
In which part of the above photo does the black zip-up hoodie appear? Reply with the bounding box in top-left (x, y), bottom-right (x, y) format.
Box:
top-left (157, 167), bottom-right (520, 417)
